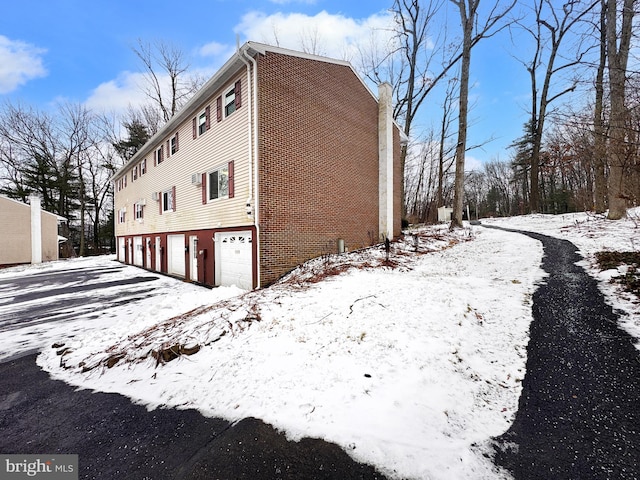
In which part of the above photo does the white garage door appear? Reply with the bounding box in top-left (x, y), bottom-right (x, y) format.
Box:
top-left (215, 231), bottom-right (253, 289)
top-left (167, 234), bottom-right (185, 277)
top-left (133, 236), bottom-right (143, 267)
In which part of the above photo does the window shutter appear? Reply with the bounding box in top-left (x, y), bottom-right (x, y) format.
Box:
top-left (205, 105), bottom-right (211, 130)
top-left (159, 193), bottom-right (163, 216)
top-left (228, 161), bottom-right (234, 199)
top-left (192, 117), bottom-right (197, 139)
top-left (175, 131), bottom-right (179, 152)
top-left (161, 144), bottom-right (164, 162)
top-left (201, 173), bottom-right (207, 205)
top-left (216, 96), bottom-right (222, 122)
top-left (235, 80), bottom-right (242, 109)
top-left (172, 186), bottom-right (176, 212)
top-left (166, 140), bottom-right (170, 158)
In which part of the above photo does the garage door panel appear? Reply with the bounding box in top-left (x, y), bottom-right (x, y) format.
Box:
top-left (167, 234), bottom-right (185, 277)
top-left (215, 231), bottom-right (252, 289)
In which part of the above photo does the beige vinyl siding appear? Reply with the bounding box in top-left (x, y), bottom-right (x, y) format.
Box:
top-left (0, 197), bottom-right (32, 264)
top-left (0, 196), bottom-right (59, 264)
top-left (114, 75), bottom-right (252, 237)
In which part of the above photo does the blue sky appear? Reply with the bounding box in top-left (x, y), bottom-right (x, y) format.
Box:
top-left (0, 0), bottom-right (535, 165)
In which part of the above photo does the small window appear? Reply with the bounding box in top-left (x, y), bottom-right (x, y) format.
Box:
top-left (170, 133), bottom-right (178, 154)
top-left (141, 159), bottom-right (146, 175)
top-left (198, 112), bottom-right (207, 136)
top-left (118, 208), bottom-right (126, 224)
top-left (156, 146), bottom-right (163, 165)
top-left (132, 165), bottom-right (138, 181)
top-left (208, 165), bottom-right (229, 201)
top-left (224, 88), bottom-right (236, 117)
top-left (134, 202), bottom-right (144, 220)
top-left (162, 189), bottom-right (174, 212)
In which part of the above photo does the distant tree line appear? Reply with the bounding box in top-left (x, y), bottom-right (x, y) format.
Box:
top-left (0, 40), bottom-right (200, 257)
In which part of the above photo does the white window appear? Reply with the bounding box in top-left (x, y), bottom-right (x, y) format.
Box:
top-left (156, 146), bottom-right (163, 164)
top-left (170, 133), bottom-right (179, 154)
top-left (208, 165), bottom-right (229, 201)
top-left (198, 112), bottom-right (207, 136)
top-left (118, 208), bottom-right (126, 224)
top-left (140, 159), bottom-right (146, 175)
top-left (134, 202), bottom-right (144, 220)
top-left (224, 88), bottom-right (236, 117)
top-left (162, 189), bottom-right (175, 212)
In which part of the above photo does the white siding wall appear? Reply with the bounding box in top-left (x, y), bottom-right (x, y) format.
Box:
top-left (114, 74), bottom-right (253, 237)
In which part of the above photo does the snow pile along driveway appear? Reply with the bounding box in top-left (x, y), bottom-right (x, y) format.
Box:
top-left (38, 226), bottom-right (544, 480)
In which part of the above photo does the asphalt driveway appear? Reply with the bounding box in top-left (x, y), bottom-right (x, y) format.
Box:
top-left (0, 259), bottom-right (386, 479)
top-left (489, 228), bottom-right (640, 479)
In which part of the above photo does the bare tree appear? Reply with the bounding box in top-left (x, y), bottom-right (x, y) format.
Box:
top-left (606, 0), bottom-right (635, 219)
top-left (450, 0), bottom-right (516, 229)
top-left (515, 0), bottom-right (598, 213)
top-left (132, 39), bottom-right (204, 129)
top-left (593, 0), bottom-right (608, 213)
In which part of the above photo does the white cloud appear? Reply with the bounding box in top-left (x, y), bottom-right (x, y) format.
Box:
top-left (269, 0), bottom-right (317, 4)
top-left (234, 9), bottom-right (395, 64)
top-left (0, 35), bottom-right (47, 94)
top-left (198, 41), bottom-right (230, 58)
top-left (84, 71), bottom-right (148, 113)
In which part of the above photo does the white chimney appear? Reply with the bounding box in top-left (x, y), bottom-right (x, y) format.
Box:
top-left (378, 82), bottom-right (394, 240)
top-left (30, 195), bottom-right (42, 264)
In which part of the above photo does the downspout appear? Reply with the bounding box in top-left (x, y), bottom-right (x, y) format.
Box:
top-left (239, 45), bottom-right (261, 288)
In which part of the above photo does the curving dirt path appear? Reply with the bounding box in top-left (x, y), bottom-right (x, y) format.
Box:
top-left (489, 228), bottom-right (640, 479)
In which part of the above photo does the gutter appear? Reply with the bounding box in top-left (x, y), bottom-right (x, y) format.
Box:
top-left (238, 44), bottom-right (261, 288)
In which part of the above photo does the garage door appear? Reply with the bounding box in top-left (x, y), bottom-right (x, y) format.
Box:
top-left (133, 236), bottom-right (143, 267)
top-left (167, 234), bottom-right (185, 277)
top-left (215, 231), bottom-right (253, 289)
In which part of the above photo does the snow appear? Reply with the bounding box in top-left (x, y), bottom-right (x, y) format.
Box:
top-left (2, 211), bottom-right (638, 479)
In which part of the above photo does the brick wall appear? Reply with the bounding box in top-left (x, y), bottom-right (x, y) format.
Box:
top-left (257, 52), bottom-right (396, 286)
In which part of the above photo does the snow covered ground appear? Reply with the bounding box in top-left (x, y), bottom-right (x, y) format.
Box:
top-left (3, 211), bottom-right (638, 479)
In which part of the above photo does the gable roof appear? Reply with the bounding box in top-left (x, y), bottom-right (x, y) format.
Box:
top-left (112, 41), bottom-right (385, 181)
top-left (0, 195), bottom-right (66, 221)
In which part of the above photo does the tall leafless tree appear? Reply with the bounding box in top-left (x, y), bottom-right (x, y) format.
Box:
top-left (132, 39), bottom-right (204, 130)
top-left (515, 0), bottom-right (598, 213)
top-left (606, 0), bottom-right (635, 219)
top-left (450, 0), bottom-right (516, 229)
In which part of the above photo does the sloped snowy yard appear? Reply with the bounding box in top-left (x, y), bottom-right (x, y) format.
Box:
top-left (4, 212), bottom-right (638, 479)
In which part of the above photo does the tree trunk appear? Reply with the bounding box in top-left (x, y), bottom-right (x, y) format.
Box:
top-left (451, 2), bottom-right (473, 229)
top-left (606, 0), bottom-right (634, 220)
top-left (593, 0), bottom-right (607, 213)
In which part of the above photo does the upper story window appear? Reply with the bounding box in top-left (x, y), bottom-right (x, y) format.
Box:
top-left (134, 202), bottom-right (144, 220)
top-left (198, 112), bottom-right (207, 135)
top-left (140, 159), bottom-right (147, 175)
top-left (217, 80), bottom-right (242, 122)
top-left (194, 107), bottom-right (210, 139)
top-left (118, 207), bottom-right (126, 224)
top-left (170, 132), bottom-right (179, 155)
top-left (156, 145), bottom-right (164, 165)
top-left (162, 188), bottom-right (175, 212)
top-left (208, 165), bottom-right (229, 201)
top-left (132, 165), bottom-right (138, 181)
top-left (224, 89), bottom-right (236, 117)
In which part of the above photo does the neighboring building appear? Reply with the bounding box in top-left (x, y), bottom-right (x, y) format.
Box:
top-left (112, 42), bottom-right (406, 289)
top-left (0, 195), bottom-right (65, 267)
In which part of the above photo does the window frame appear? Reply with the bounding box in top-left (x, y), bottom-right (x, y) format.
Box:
top-left (134, 202), bottom-right (144, 220)
top-left (162, 189), bottom-right (174, 212)
top-left (207, 164), bottom-right (229, 202)
top-left (224, 87), bottom-right (236, 118)
top-left (198, 111), bottom-right (207, 136)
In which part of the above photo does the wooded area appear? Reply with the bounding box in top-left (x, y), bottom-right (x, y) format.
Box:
top-left (0, 0), bottom-right (638, 256)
